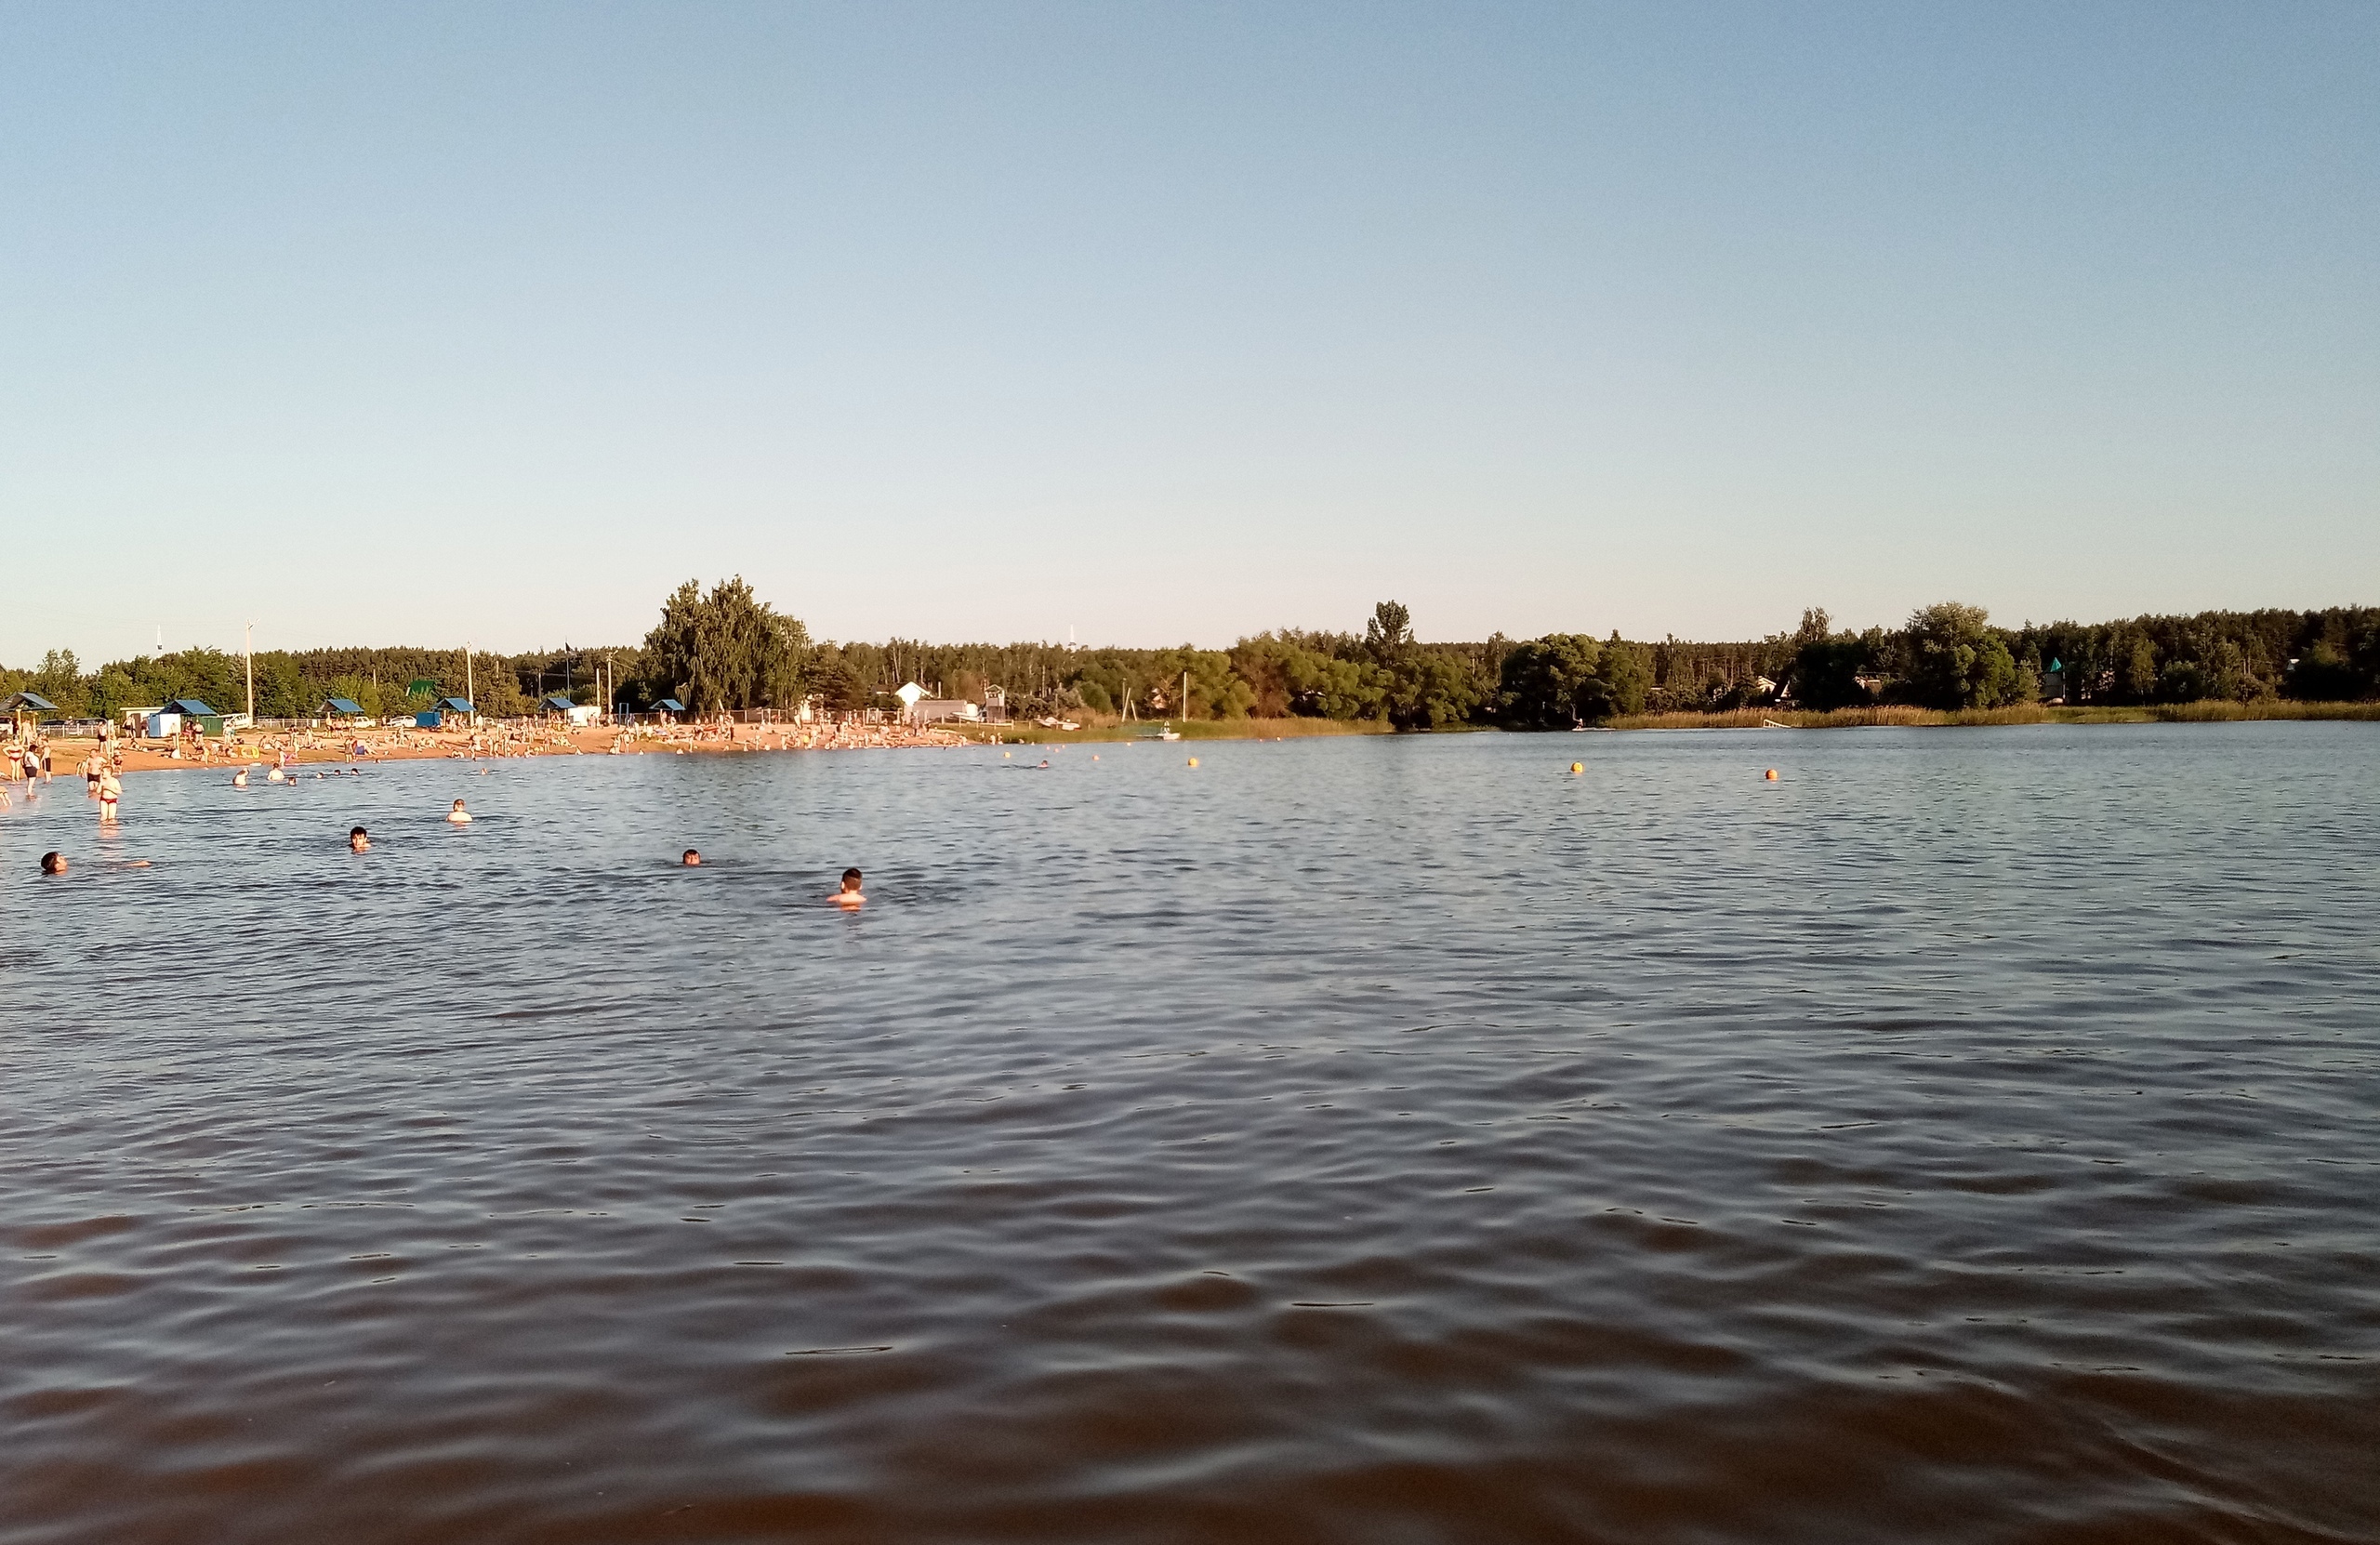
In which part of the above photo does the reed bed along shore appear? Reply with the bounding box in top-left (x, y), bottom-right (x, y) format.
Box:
top-left (1608, 701), bottom-right (2380, 732)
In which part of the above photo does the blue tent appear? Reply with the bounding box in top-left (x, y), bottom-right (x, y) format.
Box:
top-left (655, 698), bottom-right (685, 713)
top-left (320, 697), bottom-right (366, 717)
top-left (539, 693), bottom-right (576, 713)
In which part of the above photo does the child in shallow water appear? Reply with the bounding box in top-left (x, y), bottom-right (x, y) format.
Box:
top-left (833, 868), bottom-right (865, 909)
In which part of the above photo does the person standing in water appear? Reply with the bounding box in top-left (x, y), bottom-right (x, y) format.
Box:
top-left (97, 766), bottom-right (121, 824)
top-left (681, 850), bottom-right (701, 866)
top-left (446, 799), bottom-right (471, 825)
top-left (350, 826), bottom-right (371, 852)
top-left (833, 867), bottom-right (865, 909)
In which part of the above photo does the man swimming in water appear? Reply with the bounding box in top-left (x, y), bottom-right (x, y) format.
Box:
top-left (833, 867), bottom-right (865, 908)
top-left (40, 852), bottom-right (66, 875)
top-left (447, 799), bottom-right (472, 825)
top-left (682, 849), bottom-right (701, 866)
top-left (350, 826), bottom-right (371, 852)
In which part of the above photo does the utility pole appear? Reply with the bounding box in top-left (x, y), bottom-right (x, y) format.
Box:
top-left (245, 622), bottom-right (255, 723)
top-left (465, 642), bottom-right (475, 721)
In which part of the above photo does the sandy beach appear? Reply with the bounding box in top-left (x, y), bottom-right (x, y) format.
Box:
top-left (6, 719), bottom-right (972, 781)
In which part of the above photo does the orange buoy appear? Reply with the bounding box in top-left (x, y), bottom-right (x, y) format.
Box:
top-left (1187, 757), bottom-right (1198, 768)
top-left (1569, 762), bottom-right (1583, 773)
top-left (1764, 768), bottom-right (1778, 781)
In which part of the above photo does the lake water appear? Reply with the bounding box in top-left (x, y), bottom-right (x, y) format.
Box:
top-left (3, 724), bottom-right (2376, 1544)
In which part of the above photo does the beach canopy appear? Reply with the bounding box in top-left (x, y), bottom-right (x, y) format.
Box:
top-left (539, 693), bottom-right (576, 712)
top-left (435, 696), bottom-right (474, 713)
top-left (321, 697), bottom-right (366, 716)
top-left (5, 691), bottom-right (59, 711)
top-left (655, 698), bottom-right (685, 712)
top-left (167, 698), bottom-right (217, 716)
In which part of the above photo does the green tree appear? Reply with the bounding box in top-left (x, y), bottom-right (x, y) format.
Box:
top-left (1790, 608), bottom-right (1875, 711)
top-left (1903, 602), bottom-right (2018, 709)
top-left (642, 576), bottom-right (811, 712)
top-left (1364, 601), bottom-right (1414, 665)
top-left (1597, 634), bottom-right (1652, 717)
top-left (2122, 635), bottom-right (2159, 702)
top-left (30, 650), bottom-right (87, 716)
top-left (1498, 634), bottom-right (1605, 728)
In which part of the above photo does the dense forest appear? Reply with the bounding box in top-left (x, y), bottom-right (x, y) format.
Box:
top-left (6, 581), bottom-right (2375, 731)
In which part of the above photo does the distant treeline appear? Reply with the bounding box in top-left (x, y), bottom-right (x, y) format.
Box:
top-left (7, 582), bottom-right (2375, 731)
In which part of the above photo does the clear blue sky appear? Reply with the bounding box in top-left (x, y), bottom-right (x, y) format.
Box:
top-left (3, 2), bottom-right (2373, 664)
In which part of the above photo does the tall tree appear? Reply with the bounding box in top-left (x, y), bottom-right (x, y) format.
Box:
top-left (1498, 634), bottom-right (1605, 728)
top-left (641, 576), bottom-right (811, 712)
top-left (1903, 602), bottom-right (2019, 709)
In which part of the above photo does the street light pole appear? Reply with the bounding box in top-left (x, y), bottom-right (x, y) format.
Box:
top-left (245, 622), bottom-right (255, 723)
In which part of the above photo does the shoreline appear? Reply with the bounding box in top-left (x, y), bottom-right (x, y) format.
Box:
top-left (10, 698), bottom-right (2373, 781)
top-left (16, 721), bottom-right (972, 779)
top-left (1605, 701), bottom-right (2380, 731)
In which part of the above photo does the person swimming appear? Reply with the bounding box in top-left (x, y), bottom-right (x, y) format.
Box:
top-left (833, 867), bottom-right (865, 909)
top-left (350, 826), bottom-right (371, 852)
top-left (681, 849), bottom-right (701, 866)
top-left (40, 852), bottom-right (66, 875)
top-left (232, 769), bottom-right (248, 786)
top-left (447, 799), bottom-right (472, 825)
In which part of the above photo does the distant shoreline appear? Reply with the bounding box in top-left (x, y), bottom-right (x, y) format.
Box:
top-left (969, 702), bottom-right (2380, 743)
top-left (22, 700), bottom-right (2374, 781)
top-left (1605, 701), bottom-right (2380, 731)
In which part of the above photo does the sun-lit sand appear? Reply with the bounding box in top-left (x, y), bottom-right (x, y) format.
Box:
top-left (9, 718), bottom-right (972, 780)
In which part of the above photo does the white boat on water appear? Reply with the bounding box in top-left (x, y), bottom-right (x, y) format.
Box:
top-left (1157, 723), bottom-right (1182, 742)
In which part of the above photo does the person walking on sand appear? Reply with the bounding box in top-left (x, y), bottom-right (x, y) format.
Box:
top-left (446, 799), bottom-right (472, 825)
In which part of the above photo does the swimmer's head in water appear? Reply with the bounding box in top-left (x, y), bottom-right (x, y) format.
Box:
top-left (350, 826), bottom-right (370, 852)
top-left (840, 867), bottom-right (862, 891)
top-left (39, 851), bottom-right (65, 875)
top-left (452, 799), bottom-right (467, 811)
top-left (682, 850), bottom-right (701, 865)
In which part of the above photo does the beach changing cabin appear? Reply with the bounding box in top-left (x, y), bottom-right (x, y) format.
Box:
top-left (152, 699), bottom-right (223, 738)
top-left (538, 694), bottom-right (602, 729)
